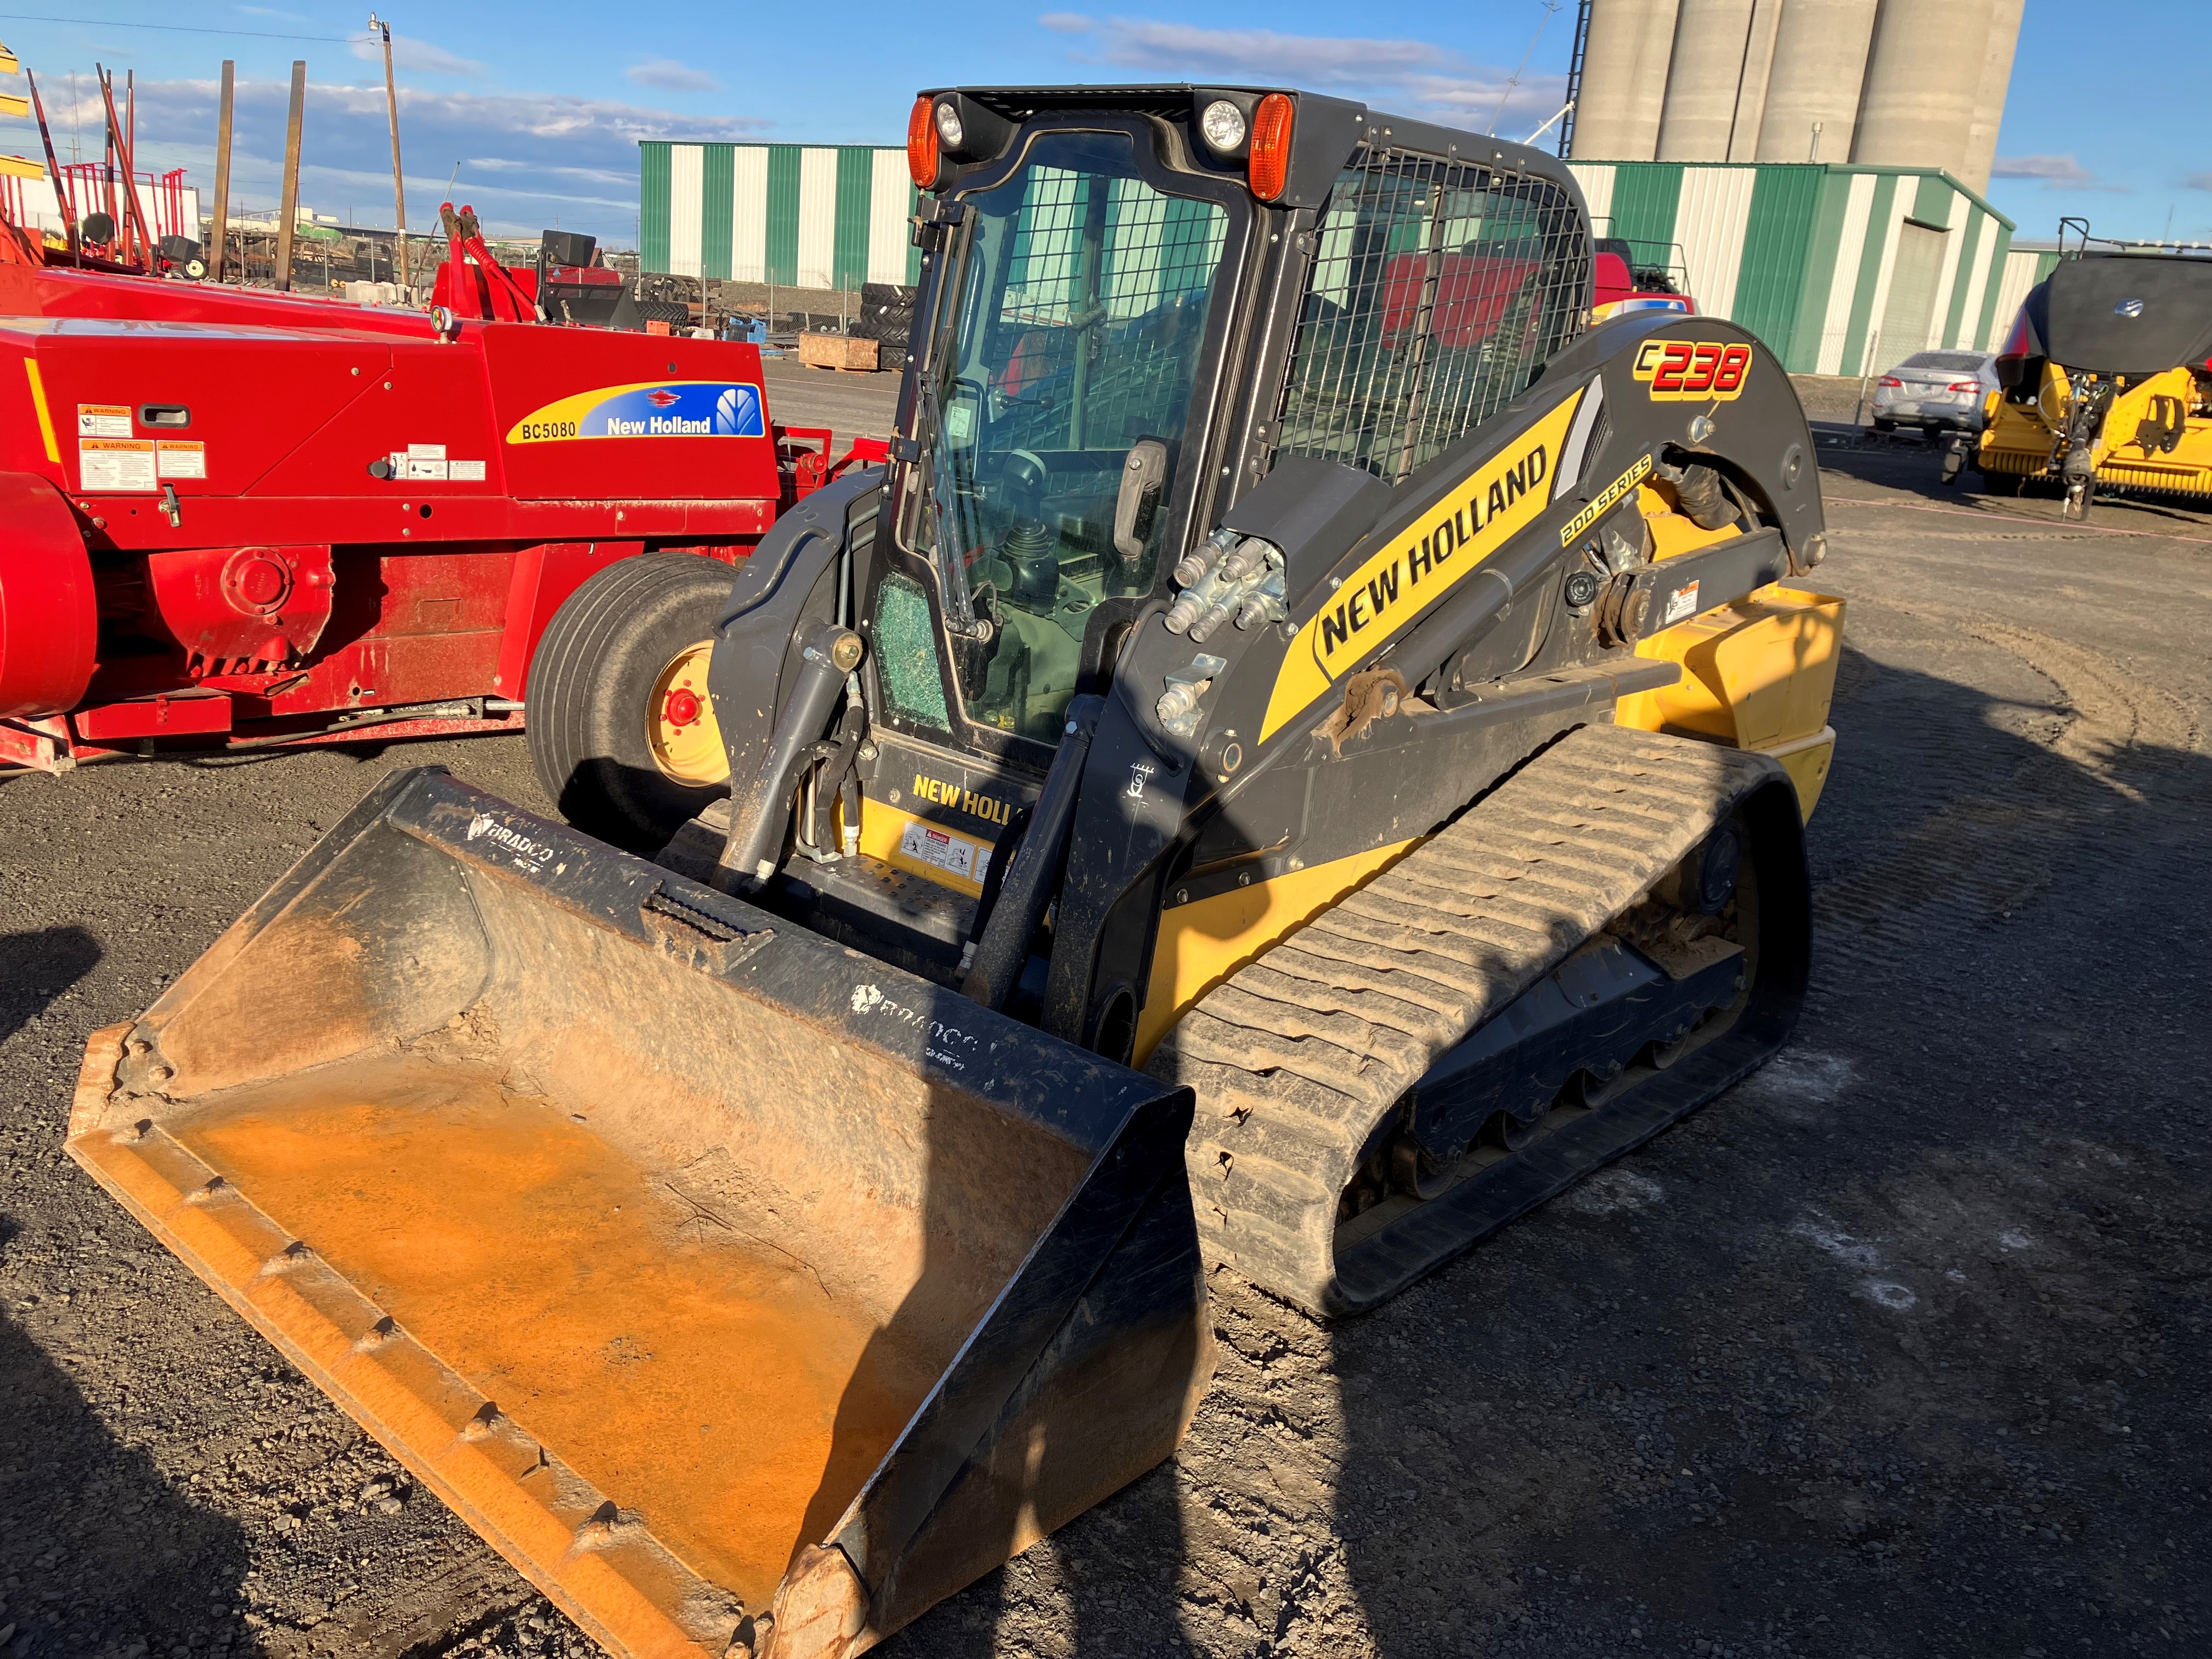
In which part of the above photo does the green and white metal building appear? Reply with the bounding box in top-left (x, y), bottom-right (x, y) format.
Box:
top-left (638, 142), bottom-right (919, 291)
top-left (635, 143), bottom-right (2065, 372)
top-left (1568, 159), bottom-right (2051, 374)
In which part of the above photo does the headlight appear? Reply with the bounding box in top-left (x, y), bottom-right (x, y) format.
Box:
top-left (1200, 99), bottom-right (1246, 152)
top-left (934, 101), bottom-right (964, 150)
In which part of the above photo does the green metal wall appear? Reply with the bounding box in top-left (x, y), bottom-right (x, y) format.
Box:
top-left (640, 141), bottom-right (918, 290)
top-left (1569, 159), bottom-right (2018, 374)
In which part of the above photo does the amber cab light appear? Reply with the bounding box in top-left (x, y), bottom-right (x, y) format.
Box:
top-left (907, 94), bottom-right (940, 189)
top-left (1248, 93), bottom-right (1294, 201)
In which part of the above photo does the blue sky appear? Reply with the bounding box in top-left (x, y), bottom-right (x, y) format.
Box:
top-left (0, 1), bottom-right (2203, 247)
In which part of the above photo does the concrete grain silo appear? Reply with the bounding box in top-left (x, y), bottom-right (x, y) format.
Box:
top-left (1753, 0), bottom-right (1880, 163)
top-left (1568, 0), bottom-right (1683, 162)
top-left (1960, 0), bottom-right (2028, 194)
top-left (1557, 0), bottom-right (2032, 376)
top-left (1569, 0), bottom-right (2023, 184)
top-left (1654, 0), bottom-right (1781, 162)
top-left (1848, 0), bottom-right (1998, 172)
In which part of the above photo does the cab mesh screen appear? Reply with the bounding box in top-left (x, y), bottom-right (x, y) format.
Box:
top-left (1275, 150), bottom-right (1589, 484)
top-left (983, 165), bottom-right (1227, 458)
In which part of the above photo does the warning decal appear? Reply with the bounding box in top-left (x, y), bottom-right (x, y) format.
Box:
top-left (80, 438), bottom-right (156, 492)
top-left (897, 818), bottom-right (993, 888)
top-left (155, 441), bottom-right (206, 480)
top-left (77, 403), bottom-right (131, 438)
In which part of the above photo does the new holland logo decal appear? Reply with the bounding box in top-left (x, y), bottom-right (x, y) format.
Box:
top-left (1259, 390), bottom-right (1585, 742)
top-left (1633, 338), bottom-right (1752, 402)
top-left (505, 381), bottom-right (766, 443)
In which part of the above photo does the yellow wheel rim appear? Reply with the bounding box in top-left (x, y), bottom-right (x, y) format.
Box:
top-left (645, 640), bottom-right (729, 786)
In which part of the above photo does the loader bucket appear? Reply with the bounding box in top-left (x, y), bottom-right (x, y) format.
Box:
top-left (66, 768), bottom-right (1212, 1659)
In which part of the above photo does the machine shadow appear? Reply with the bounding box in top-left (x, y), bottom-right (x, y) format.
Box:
top-left (1313, 646), bottom-right (2212, 1655)
top-left (1810, 433), bottom-right (2212, 529)
top-left (0, 925), bottom-right (101, 1044)
top-left (0, 1215), bottom-right (257, 1656)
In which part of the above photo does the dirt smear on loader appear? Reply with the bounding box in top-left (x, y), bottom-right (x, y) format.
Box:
top-left (180, 1067), bottom-right (933, 1612)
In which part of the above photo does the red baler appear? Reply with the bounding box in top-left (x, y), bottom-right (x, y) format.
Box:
top-left (0, 262), bottom-right (879, 771)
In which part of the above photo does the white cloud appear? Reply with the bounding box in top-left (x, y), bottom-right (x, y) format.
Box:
top-left (349, 32), bottom-right (484, 78)
top-left (1991, 153), bottom-right (2130, 193)
top-left (75, 75), bottom-right (770, 241)
top-left (1991, 154), bottom-right (2094, 183)
top-left (2184, 172), bottom-right (2212, 192)
top-left (1083, 19), bottom-right (1451, 82)
top-left (1034, 14), bottom-right (1565, 131)
top-left (625, 59), bottom-right (721, 94)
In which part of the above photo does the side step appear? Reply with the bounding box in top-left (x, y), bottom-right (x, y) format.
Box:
top-left (1147, 723), bottom-right (1810, 1317)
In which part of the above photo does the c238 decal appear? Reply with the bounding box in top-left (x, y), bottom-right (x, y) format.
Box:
top-left (1634, 338), bottom-right (1752, 402)
top-left (1259, 389), bottom-right (1585, 742)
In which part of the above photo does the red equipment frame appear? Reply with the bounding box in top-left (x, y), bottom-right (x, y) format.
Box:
top-left (0, 262), bottom-right (885, 772)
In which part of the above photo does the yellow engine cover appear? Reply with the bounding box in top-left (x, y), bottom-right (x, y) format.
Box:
top-left (1615, 584), bottom-right (1846, 818)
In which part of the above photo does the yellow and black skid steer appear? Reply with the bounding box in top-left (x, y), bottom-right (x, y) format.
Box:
top-left (67, 85), bottom-right (1844, 1659)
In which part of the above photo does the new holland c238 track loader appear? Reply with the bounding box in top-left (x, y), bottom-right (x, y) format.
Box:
top-left (67, 84), bottom-right (1846, 1659)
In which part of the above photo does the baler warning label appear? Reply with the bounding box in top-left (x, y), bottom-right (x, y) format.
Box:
top-left (77, 403), bottom-right (131, 438)
top-left (155, 441), bottom-right (205, 479)
top-left (79, 437), bottom-right (156, 492)
top-left (503, 381), bottom-right (766, 444)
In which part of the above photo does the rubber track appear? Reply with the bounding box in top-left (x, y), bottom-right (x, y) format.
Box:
top-left (1147, 723), bottom-right (1784, 1317)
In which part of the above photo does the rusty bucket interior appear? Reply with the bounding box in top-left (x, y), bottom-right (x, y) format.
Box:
top-left (67, 768), bottom-right (1211, 1659)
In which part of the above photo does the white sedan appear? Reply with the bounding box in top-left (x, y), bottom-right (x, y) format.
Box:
top-left (1870, 350), bottom-right (2002, 435)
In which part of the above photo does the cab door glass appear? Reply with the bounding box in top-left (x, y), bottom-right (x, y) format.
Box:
top-left (917, 130), bottom-right (1229, 742)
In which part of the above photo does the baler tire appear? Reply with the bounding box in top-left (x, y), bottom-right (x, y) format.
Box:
top-left (526, 552), bottom-right (736, 855)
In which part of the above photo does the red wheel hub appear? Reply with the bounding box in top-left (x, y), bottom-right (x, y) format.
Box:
top-left (663, 687), bottom-right (702, 729)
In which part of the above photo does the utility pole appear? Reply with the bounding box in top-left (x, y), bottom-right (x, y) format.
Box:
top-left (208, 60), bottom-right (234, 280)
top-left (275, 60), bottom-right (304, 291)
top-left (368, 15), bottom-right (409, 289)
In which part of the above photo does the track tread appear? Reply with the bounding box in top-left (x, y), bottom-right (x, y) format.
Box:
top-left (1148, 723), bottom-right (1782, 1314)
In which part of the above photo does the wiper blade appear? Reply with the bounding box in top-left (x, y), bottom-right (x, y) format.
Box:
top-left (915, 369), bottom-right (985, 637)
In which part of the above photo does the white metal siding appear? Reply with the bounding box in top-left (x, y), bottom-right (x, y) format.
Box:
top-left (867, 150), bottom-right (911, 284)
top-left (732, 148), bottom-right (769, 284)
top-left (1672, 165), bottom-right (1758, 318)
top-left (1987, 246), bottom-right (2043, 344)
top-left (1817, 171), bottom-right (1880, 373)
top-left (1858, 184), bottom-right (1909, 371)
top-left (795, 148), bottom-right (838, 290)
top-left (668, 144), bottom-right (705, 279)
top-left (1569, 162), bottom-right (1617, 233)
top-left (1953, 209), bottom-right (1995, 348)
top-left (1924, 186), bottom-right (1967, 349)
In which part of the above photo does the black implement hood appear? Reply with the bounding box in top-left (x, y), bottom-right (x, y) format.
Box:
top-left (2013, 253), bottom-right (2212, 377)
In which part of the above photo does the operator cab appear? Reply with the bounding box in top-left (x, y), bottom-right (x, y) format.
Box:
top-left (870, 87), bottom-right (1593, 769)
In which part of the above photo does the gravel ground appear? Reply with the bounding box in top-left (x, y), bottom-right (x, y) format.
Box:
top-left (3, 438), bottom-right (2208, 1659)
